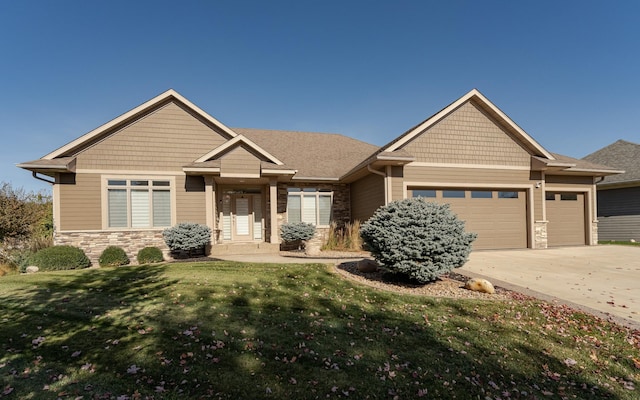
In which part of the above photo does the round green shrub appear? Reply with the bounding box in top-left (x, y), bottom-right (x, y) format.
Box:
top-left (98, 246), bottom-right (130, 267)
top-left (163, 223), bottom-right (211, 253)
top-left (137, 246), bottom-right (164, 264)
top-left (28, 245), bottom-right (91, 271)
top-left (360, 198), bottom-right (477, 283)
top-left (280, 222), bottom-right (316, 243)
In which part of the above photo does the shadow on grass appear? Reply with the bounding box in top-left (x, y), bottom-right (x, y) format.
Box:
top-left (0, 262), bottom-right (630, 399)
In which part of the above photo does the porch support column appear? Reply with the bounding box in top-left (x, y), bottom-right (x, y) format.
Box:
top-left (269, 178), bottom-right (280, 244)
top-left (204, 176), bottom-right (216, 244)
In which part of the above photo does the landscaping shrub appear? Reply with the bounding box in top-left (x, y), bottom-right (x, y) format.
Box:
top-left (280, 221), bottom-right (316, 243)
top-left (137, 246), bottom-right (164, 264)
top-left (28, 245), bottom-right (91, 271)
top-left (360, 198), bottom-right (477, 283)
top-left (98, 246), bottom-right (130, 267)
top-left (163, 223), bottom-right (211, 255)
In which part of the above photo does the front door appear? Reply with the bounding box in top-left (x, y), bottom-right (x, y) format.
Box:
top-left (221, 191), bottom-right (263, 242)
top-left (233, 195), bottom-right (252, 241)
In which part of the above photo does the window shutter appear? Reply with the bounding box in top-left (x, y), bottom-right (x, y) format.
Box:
top-left (108, 189), bottom-right (127, 227)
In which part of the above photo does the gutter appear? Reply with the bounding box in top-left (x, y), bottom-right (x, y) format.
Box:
top-left (32, 171), bottom-right (54, 185)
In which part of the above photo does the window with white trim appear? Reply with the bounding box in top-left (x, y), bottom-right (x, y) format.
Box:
top-left (287, 188), bottom-right (332, 226)
top-left (107, 179), bottom-right (172, 228)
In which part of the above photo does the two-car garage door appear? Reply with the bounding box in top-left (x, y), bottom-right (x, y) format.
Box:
top-left (411, 189), bottom-right (527, 250)
top-left (411, 188), bottom-right (588, 249)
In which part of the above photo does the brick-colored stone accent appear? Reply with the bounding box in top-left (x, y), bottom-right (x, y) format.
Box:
top-left (534, 221), bottom-right (548, 249)
top-left (55, 230), bottom-right (170, 266)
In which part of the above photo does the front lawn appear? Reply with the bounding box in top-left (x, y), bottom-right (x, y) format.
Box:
top-left (0, 262), bottom-right (638, 399)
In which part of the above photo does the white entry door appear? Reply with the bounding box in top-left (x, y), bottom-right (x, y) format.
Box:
top-left (233, 196), bottom-right (252, 241)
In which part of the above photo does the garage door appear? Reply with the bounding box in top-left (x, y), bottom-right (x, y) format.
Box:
top-left (546, 192), bottom-right (586, 246)
top-left (411, 189), bottom-right (528, 250)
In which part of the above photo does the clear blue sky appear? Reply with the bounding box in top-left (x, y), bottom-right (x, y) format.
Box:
top-left (2, 0), bottom-right (639, 193)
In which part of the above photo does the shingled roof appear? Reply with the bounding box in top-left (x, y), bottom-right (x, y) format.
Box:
top-left (233, 128), bottom-right (379, 180)
top-left (583, 140), bottom-right (640, 187)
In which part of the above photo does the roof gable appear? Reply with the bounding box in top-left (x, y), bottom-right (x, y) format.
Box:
top-left (195, 135), bottom-right (284, 165)
top-left (382, 89), bottom-right (555, 160)
top-left (43, 89), bottom-right (238, 160)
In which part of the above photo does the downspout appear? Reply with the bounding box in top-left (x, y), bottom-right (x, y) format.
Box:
top-left (32, 171), bottom-right (55, 185)
top-left (367, 164), bottom-right (388, 204)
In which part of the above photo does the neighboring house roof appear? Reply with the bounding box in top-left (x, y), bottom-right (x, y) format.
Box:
top-left (234, 128), bottom-right (379, 180)
top-left (583, 139), bottom-right (640, 187)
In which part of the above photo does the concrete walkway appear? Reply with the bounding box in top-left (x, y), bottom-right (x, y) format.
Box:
top-left (215, 246), bottom-right (640, 329)
top-left (461, 245), bottom-right (640, 329)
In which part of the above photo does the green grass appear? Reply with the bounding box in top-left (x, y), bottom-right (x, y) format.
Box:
top-left (599, 240), bottom-right (640, 246)
top-left (0, 262), bottom-right (638, 399)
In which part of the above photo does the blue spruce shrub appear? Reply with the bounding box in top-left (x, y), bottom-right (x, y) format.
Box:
top-left (163, 223), bottom-right (211, 255)
top-left (280, 222), bottom-right (316, 243)
top-left (360, 198), bottom-right (477, 283)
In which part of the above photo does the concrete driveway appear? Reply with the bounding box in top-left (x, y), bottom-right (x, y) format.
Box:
top-left (460, 245), bottom-right (640, 329)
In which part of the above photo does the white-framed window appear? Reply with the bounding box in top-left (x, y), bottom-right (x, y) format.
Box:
top-left (106, 178), bottom-right (173, 229)
top-left (287, 188), bottom-right (332, 226)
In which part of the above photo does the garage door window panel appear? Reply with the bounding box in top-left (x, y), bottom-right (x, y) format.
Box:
top-left (443, 190), bottom-right (465, 198)
top-left (471, 191), bottom-right (493, 199)
top-left (498, 191), bottom-right (519, 199)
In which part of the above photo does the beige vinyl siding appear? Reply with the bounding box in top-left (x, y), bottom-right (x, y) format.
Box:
top-left (176, 175), bottom-right (206, 224)
top-left (404, 165), bottom-right (532, 184)
top-left (390, 166), bottom-right (404, 201)
top-left (403, 101), bottom-right (531, 167)
top-left (351, 174), bottom-right (385, 222)
top-left (58, 173), bottom-right (102, 230)
top-left (545, 175), bottom-right (594, 185)
top-left (220, 146), bottom-right (260, 177)
top-left (77, 101), bottom-right (229, 171)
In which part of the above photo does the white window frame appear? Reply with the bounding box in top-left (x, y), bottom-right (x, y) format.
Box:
top-left (102, 176), bottom-right (176, 230)
top-left (286, 188), bottom-right (333, 227)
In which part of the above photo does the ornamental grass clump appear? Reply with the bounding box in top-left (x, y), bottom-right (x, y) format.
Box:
top-left (360, 198), bottom-right (477, 283)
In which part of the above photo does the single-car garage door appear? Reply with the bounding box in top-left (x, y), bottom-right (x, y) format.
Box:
top-left (546, 192), bottom-right (586, 246)
top-left (411, 189), bottom-right (528, 250)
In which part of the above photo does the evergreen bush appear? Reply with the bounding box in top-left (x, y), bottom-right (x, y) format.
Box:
top-left (98, 246), bottom-right (130, 267)
top-left (163, 223), bottom-right (211, 254)
top-left (360, 198), bottom-right (477, 283)
top-left (28, 245), bottom-right (91, 271)
top-left (280, 222), bottom-right (316, 243)
top-left (137, 246), bottom-right (164, 264)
